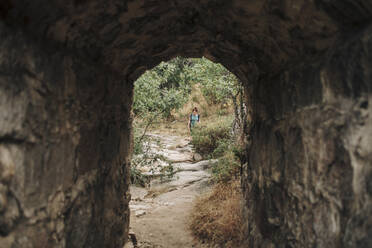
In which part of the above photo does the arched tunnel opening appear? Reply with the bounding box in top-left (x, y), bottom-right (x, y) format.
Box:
top-left (129, 56), bottom-right (247, 247)
top-left (0, 1), bottom-right (372, 247)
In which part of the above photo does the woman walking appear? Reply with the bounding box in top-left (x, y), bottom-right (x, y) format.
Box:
top-left (188, 107), bottom-right (200, 133)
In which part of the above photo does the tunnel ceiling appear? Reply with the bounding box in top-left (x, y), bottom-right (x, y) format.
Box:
top-left (2, 0), bottom-right (372, 82)
top-left (2, 0), bottom-right (358, 82)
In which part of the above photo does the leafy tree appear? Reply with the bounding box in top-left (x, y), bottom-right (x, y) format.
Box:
top-left (186, 57), bottom-right (241, 105)
top-left (186, 58), bottom-right (246, 133)
top-left (133, 56), bottom-right (244, 120)
top-left (133, 57), bottom-right (193, 119)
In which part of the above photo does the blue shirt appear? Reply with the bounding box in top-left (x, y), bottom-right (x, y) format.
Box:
top-left (190, 114), bottom-right (199, 127)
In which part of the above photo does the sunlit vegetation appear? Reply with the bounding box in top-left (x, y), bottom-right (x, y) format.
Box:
top-left (132, 56), bottom-right (246, 247)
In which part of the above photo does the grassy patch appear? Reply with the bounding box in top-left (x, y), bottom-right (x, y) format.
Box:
top-left (191, 114), bottom-right (243, 183)
top-left (189, 113), bottom-right (245, 247)
top-left (191, 116), bottom-right (232, 157)
top-left (189, 180), bottom-right (244, 247)
top-left (212, 149), bottom-right (241, 183)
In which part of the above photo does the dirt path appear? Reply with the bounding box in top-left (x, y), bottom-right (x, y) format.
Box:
top-left (125, 133), bottom-right (216, 248)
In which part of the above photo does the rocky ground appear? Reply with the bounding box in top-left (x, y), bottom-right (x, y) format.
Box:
top-left (125, 133), bottom-right (217, 248)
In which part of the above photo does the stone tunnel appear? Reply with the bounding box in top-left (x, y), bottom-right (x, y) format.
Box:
top-left (0, 0), bottom-right (371, 247)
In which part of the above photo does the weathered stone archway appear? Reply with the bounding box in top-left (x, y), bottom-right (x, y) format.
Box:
top-left (0, 1), bottom-right (372, 247)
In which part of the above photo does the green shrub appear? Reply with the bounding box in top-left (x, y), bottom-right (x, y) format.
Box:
top-left (211, 149), bottom-right (241, 183)
top-left (191, 116), bottom-right (232, 157)
top-left (211, 139), bottom-right (230, 158)
top-left (191, 115), bottom-right (243, 183)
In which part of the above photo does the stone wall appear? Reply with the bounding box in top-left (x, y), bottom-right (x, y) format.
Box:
top-left (242, 24), bottom-right (372, 247)
top-left (0, 23), bottom-right (131, 247)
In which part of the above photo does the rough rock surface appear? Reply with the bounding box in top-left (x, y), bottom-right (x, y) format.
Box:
top-left (0, 0), bottom-right (371, 247)
top-left (0, 21), bottom-right (132, 247)
top-left (241, 22), bottom-right (372, 248)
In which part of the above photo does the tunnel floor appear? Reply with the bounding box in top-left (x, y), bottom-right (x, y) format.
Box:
top-left (126, 133), bottom-right (215, 248)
